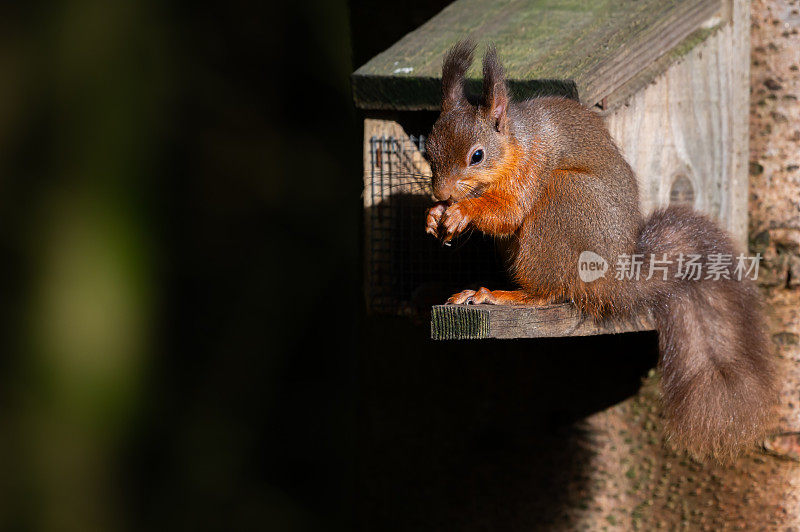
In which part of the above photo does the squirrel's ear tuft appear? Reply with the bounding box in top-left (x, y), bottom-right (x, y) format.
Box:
top-left (441, 39), bottom-right (475, 112)
top-left (482, 44), bottom-right (509, 133)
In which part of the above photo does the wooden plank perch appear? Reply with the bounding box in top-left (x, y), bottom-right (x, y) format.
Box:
top-left (352, 0), bottom-right (724, 110)
top-left (431, 303), bottom-right (655, 340)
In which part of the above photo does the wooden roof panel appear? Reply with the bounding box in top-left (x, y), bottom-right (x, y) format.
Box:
top-left (352, 0), bottom-right (723, 110)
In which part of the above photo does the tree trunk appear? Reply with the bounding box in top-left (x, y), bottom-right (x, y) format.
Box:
top-left (567, 0), bottom-right (800, 528)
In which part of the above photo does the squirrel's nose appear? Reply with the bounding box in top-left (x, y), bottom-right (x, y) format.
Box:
top-left (433, 182), bottom-right (453, 202)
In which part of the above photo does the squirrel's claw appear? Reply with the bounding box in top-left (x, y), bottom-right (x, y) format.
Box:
top-left (425, 201), bottom-right (470, 242)
top-left (447, 289), bottom-right (477, 305)
top-left (447, 287), bottom-right (493, 305)
top-left (441, 203), bottom-right (471, 242)
top-left (425, 202), bottom-right (448, 238)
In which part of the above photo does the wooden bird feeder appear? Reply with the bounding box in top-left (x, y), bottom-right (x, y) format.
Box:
top-left (351, 0), bottom-right (750, 340)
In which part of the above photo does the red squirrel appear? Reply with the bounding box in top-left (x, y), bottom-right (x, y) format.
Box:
top-left (425, 40), bottom-right (777, 461)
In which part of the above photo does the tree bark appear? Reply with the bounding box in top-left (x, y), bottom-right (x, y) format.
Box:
top-left (565, 0), bottom-right (800, 528)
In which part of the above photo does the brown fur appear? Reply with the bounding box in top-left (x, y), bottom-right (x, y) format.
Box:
top-left (425, 41), bottom-right (778, 461)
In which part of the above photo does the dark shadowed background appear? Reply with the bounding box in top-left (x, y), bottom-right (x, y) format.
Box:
top-left (0, 1), bottom-right (660, 531)
top-left (0, 0), bottom-right (364, 530)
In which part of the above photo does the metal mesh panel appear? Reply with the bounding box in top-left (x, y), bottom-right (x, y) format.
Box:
top-left (364, 130), bottom-right (507, 316)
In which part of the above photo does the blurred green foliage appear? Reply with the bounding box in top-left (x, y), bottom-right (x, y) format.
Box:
top-left (0, 1), bottom-right (358, 530)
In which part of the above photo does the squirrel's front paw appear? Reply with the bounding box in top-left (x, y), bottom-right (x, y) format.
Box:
top-left (425, 202), bottom-right (448, 237)
top-left (441, 203), bottom-right (471, 242)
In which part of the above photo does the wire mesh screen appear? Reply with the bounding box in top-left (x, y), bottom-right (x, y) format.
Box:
top-left (363, 119), bottom-right (508, 316)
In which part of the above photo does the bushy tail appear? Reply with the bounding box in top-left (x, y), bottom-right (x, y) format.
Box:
top-left (635, 206), bottom-right (778, 461)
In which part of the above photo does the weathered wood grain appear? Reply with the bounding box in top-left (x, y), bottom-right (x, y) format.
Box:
top-left (603, 0), bottom-right (750, 248)
top-left (431, 303), bottom-right (655, 340)
top-left (352, 0), bottom-right (723, 110)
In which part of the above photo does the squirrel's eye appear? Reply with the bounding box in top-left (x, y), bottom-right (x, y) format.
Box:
top-left (469, 149), bottom-right (484, 166)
